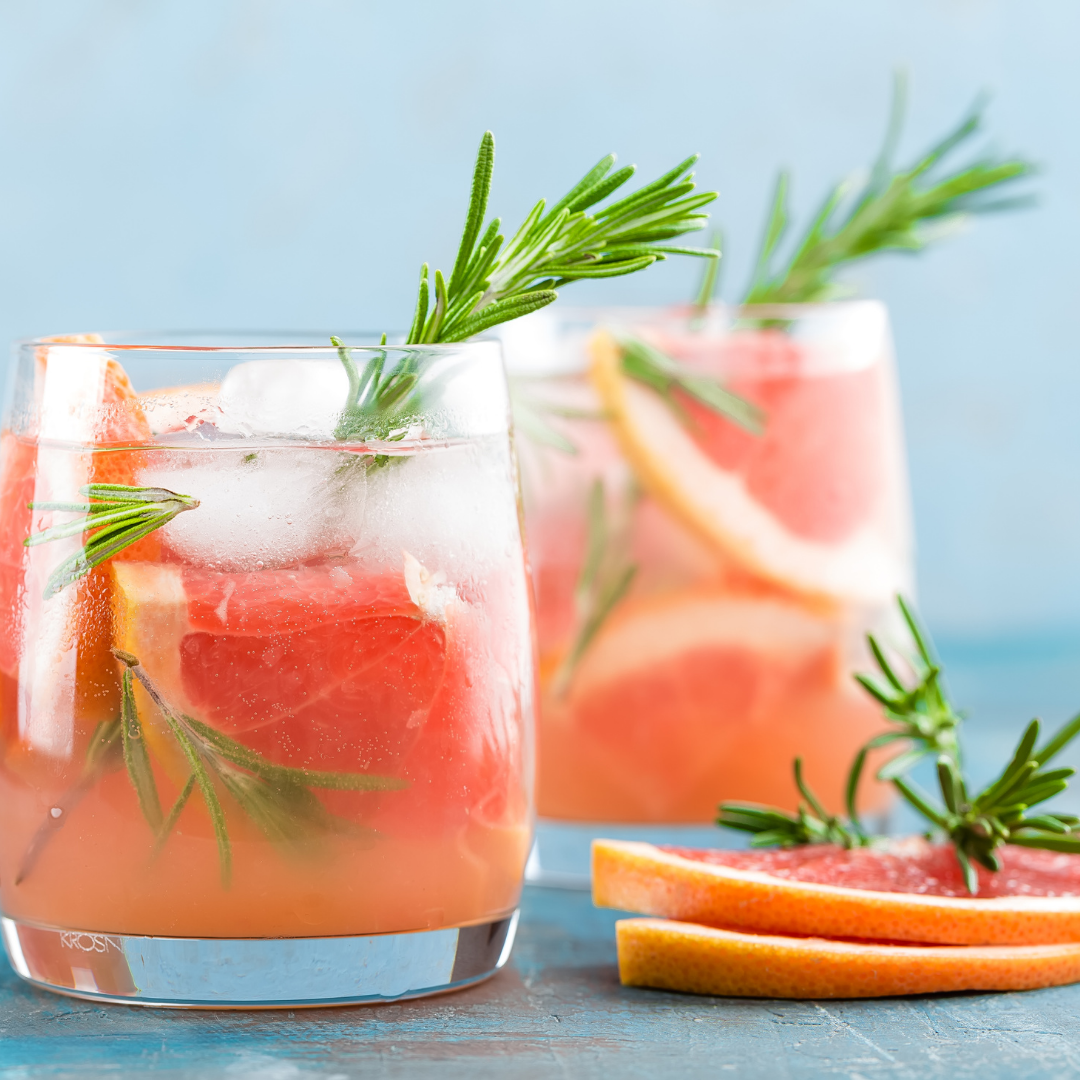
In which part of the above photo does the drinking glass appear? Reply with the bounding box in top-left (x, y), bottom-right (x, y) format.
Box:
top-left (504, 303), bottom-right (912, 880)
top-left (0, 332), bottom-right (534, 1006)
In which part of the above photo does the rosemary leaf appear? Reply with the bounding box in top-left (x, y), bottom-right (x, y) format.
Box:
top-left (154, 773), bottom-right (197, 856)
top-left (552, 479), bottom-right (637, 695)
top-left (120, 667), bottom-right (163, 833)
top-left (617, 334), bottom-right (765, 436)
top-left (744, 74), bottom-right (1034, 304)
top-left (182, 714), bottom-right (407, 792)
top-left (27, 484), bottom-right (199, 599)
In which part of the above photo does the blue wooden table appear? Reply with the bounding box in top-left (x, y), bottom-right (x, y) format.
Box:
top-left (4, 642), bottom-right (1080, 1079)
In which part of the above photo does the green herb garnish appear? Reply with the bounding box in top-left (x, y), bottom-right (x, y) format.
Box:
top-left (740, 75), bottom-right (1034, 305)
top-left (617, 334), bottom-right (765, 436)
top-left (892, 719), bottom-right (1080, 893)
top-left (14, 719), bottom-right (124, 885)
top-left (552, 479), bottom-right (638, 696)
top-left (717, 596), bottom-right (1080, 893)
top-left (409, 131), bottom-right (719, 345)
top-left (17, 651), bottom-right (408, 888)
top-left (331, 132), bottom-right (719, 440)
top-left (26, 483), bottom-right (200, 599)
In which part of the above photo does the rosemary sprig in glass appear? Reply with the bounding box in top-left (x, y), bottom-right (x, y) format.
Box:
top-left (408, 131), bottom-right (719, 345)
top-left (743, 74), bottom-right (1034, 305)
top-left (17, 650), bottom-right (408, 888)
top-left (552, 479), bottom-right (638, 696)
top-left (617, 333), bottom-right (765, 436)
top-left (26, 483), bottom-right (199, 599)
top-left (330, 132), bottom-right (719, 439)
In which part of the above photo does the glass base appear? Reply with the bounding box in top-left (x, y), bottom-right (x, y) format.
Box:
top-left (526, 819), bottom-right (731, 889)
top-left (0, 911), bottom-right (518, 1008)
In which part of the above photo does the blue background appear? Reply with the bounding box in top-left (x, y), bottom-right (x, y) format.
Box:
top-left (0, 0), bottom-right (1075, 644)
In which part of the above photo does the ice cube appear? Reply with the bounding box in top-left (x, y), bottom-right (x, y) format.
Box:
top-left (347, 438), bottom-right (520, 580)
top-left (139, 447), bottom-right (363, 571)
top-left (216, 358), bottom-right (349, 440)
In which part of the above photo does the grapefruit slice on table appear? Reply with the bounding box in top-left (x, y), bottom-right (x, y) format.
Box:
top-left (593, 839), bottom-right (1080, 947)
top-left (615, 919), bottom-right (1080, 999)
top-left (588, 331), bottom-right (904, 604)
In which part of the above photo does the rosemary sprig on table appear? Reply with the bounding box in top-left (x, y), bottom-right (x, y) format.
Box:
top-left (894, 717), bottom-right (1080, 893)
top-left (26, 484), bottom-right (199, 599)
top-left (716, 595), bottom-right (1080, 892)
top-left (743, 75), bottom-right (1034, 304)
top-left (843, 595), bottom-right (963, 812)
top-left (17, 651), bottom-right (408, 888)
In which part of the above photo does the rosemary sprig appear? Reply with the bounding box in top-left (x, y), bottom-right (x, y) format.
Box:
top-left (330, 133), bottom-right (718, 441)
top-left (26, 484), bottom-right (199, 599)
top-left (716, 596), bottom-right (1080, 893)
top-left (718, 758), bottom-right (867, 850)
top-left (110, 649), bottom-right (407, 887)
top-left (617, 334), bottom-right (765, 436)
top-left (509, 379), bottom-right (603, 455)
top-left (408, 131), bottom-right (718, 345)
top-left (893, 715), bottom-right (1080, 894)
top-left (844, 595), bottom-right (963, 808)
top-left (691, 228), bottom-right (723, 324)
top-left (744, 74), bottom-right (1034, 304)
top-left (552, 479), bottom-right (637, 696)
top-left (16, 651), bottom-right (408, 889)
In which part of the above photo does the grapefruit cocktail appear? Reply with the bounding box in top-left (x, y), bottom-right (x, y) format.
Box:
top-left (0, 333), bottom-right (534, 1005)
top-left (511, 302), bottom-right (912, 825)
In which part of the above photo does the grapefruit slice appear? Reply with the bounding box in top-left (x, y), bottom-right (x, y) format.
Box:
top-left (588, 331), bottom-right (904, 604)
top-left (2, 342), bottom-right (154, 765)
top-left (593, 839), bottom-right (1080, 946)
top-left (111, 558), bottom-right (449, 777)
top-left (539, 592), bottom-right (886, 821)
top-left (615, 918), bottom-right (1080, 999)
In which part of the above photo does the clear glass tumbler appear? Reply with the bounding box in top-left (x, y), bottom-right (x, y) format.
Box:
top-left (505, 303), bottom-right (912, 879)
top-left (0, 332), bottom-right (534, 1006)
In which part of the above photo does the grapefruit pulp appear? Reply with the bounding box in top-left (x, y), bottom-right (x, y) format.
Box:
top-left (539, 592), bottom-right (888, 821)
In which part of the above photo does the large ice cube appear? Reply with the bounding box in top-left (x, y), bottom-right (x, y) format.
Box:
top-left (216, 358), bottom-right (349, 440)
top-left (347, 438), bottom-right (520, 580)
top-left (139, 447), bottom-right (363, 571)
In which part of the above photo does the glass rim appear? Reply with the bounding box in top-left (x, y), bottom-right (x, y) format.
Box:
top-left (15, 330), bottom-right (501, 354)
top-left (517, 298), bottom-right (886, 319)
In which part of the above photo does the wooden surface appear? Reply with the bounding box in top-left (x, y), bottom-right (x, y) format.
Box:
top-left (4, 645), bottom-right (1080, 1078)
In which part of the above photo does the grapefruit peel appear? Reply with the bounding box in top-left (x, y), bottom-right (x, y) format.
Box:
top-left (615, 918), bottom-right (1080, 999)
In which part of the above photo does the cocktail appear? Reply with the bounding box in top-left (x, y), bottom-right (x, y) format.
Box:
top-left (0, 130), bottom-right (723, 1004)
top-left (508, 83), bottom-right (1035, 875)
top-left (0, 333), bottom-right (533, 1005)
top-left (511, 302), bottom-right (911, 827)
